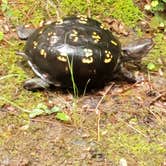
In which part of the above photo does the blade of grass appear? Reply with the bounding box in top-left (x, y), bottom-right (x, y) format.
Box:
top-left (0, 97), bottom-right (30, 113)
top-left (66, 55), bottom-right (78, 98)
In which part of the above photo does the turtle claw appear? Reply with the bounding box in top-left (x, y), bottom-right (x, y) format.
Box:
top-left (23, 77), bottom-right (50, 91)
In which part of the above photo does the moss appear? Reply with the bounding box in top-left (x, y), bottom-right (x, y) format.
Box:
top-left (111, 0), bottom-right (144, 27)
top-left (0, 40), bottom-right (44, 110)
top-left (100, 123), bottom-right (165, 165)
top-left (61, 0), bottom-right (115, 17)
top-left (143, 33), bottom-right (166, 71)
top-left (61, 0), bottom-right (143, 27)
top-left (4, 0), bottom-right (55, 26)
top-left (5, 0), bottom-right (143, 27)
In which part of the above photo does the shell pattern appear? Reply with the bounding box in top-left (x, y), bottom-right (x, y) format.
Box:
top-left (25, 15), bottom-right (122, 88)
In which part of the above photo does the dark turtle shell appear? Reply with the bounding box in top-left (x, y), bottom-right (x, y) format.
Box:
top-left (25, 15), bottom-right (122, 88)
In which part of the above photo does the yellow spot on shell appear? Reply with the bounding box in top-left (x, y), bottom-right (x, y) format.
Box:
top-left (57, 52), bottom-right (68, 62)
top-left (78, 15), bottom-right (88, 24)
top-left (79, 20), bottom-right (87, 24)
top-left (56, 19), bottom-right (63, 25)
top-left (77, 15), bottom-right (87, 19)
top-left (39, 29), bottom-right (43, 34)
top-left (104, 58), bottom-right (112, 63)
top-left (84, 48), bottom-right (93, 57)
top-left (104, 50), bottom-right (112, 63)
top-left (65, 66), bottom-right (69, 72)
top-left (33, 41), bottom-right (38, 49)
top-left (82, 57), bottom-right (93, 64)
top-left (111, 40), bottom-right (118, 46)
top-left (40, 49), bottom-right (47, 58)
top-left (72, 30), bottom-right (78, 35)
top-left (70, 30), bottom-right (78, 42)
top-left (57, 56), bottom-right (67, 62)
top-left (100, 23), bottom-right (107, 30)
top-left (92, 32), bottom-right (101, 43)
top-left (73, 37), bottom-right (78, 42)
top-left (48, 32), bottom-right (53, 36)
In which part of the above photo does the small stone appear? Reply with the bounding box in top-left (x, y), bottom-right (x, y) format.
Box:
top-left (119, 158), bottom-right (128, 166)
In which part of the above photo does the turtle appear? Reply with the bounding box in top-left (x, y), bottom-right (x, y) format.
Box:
top-left (16, 15), bottom-right (154, 91)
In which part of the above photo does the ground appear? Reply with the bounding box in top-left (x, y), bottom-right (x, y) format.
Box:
top-left (0, 0), bottom-right (166, 166)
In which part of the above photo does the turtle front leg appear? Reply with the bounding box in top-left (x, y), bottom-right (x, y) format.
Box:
top-left (113, 65), bottom-right (136, 83)
top-left (120, 66), bottom-right (136, 83)
top-left (23, 77), bottom-right (50, 91)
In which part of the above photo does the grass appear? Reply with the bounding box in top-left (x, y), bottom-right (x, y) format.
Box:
top-left (66, 56), bottom-right (79, 98)
top-left (2, 0), bottom-right (143, 27)
top-left (0, 40), bottom-right (45, 110)
top-left (106, 132), bottom-right (165, 165)
top-left (143, 33), bottom-right (166, 74)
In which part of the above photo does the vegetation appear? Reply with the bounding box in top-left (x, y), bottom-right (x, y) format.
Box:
top-left (0, 0), bottom-right (165, 165)
top-left (145, 0), bottom-right (166, 13)
top-left (145, 0), bottom-right (166, 31)
top-left (144, 33), bottom-right (166, 72)
top-left (1, 0), bottom-right (143, 27)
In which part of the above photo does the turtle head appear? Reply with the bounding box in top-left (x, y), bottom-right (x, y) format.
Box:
top-left (121, 38), bottom-right (154, 62)
top-left (16, 25), bottom-right (35, 40)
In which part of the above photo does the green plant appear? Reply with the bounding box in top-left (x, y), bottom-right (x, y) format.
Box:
top-left (111, 0), bottom-right (143, 27)
top-left (56, 112), bottom-right (71, 121)
top-left (61, 0), bottom-right (143, 27)
top-left (145, 0), bottom-right (166, 31)
top-left (144, 0), bottom-right (166, 12)
top-left (29, 103), bottom-right (60, 118)
top-left (67, 56), bottom-right (79, 98)
top-left (1, 0), bottom-right (13, 17)
top-left (147, 62), bottom-right (156, 71)
top-left (0, 32), bottom-right (4, 41)
top-left (143, 33), bottom-right (166, 71)
top-left (29, 103), bottom-right (71, 122)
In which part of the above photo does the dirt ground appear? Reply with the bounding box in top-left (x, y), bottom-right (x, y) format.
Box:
top-left (0, 75), bottom-right (165, 165)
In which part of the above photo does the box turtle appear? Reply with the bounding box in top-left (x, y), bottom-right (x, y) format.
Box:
top-left (17, 15), bottom-right (154, 90)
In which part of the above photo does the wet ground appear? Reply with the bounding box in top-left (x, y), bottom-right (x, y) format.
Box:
top-left (0, 75), bottom-right (166, 165)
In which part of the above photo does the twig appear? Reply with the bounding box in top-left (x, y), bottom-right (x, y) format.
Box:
top-left (127, 123), bottom-right (148, 138)
top-left (47, 0), bottom-right (61, 19)
top-left (95, 83), bottom-right (114, 141)
top-left (0, 97), bottom-right (30, 113)
top-left (3, 38), bottom-right (16, 46)
top-left (86, 0), bottom-right (91, 17)
top-left (31, 118), bottom-right (57, 124)
top-left (149, 91), bottom-right (166, 106)
top-left (24, 1), bottom-right (39, 21)
top-left (31, 118), bottom-right (73, 128)
top-left (0, 74), bottom-right (19, 81)
top-left (117, 117), bottom-right (149, 138)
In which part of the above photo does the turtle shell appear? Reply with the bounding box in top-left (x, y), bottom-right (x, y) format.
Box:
top-left (25, 16), bottom-right (122, 89)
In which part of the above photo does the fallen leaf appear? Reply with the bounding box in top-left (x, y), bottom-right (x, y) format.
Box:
top-left (104, 18), bottom-right (129, 36)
